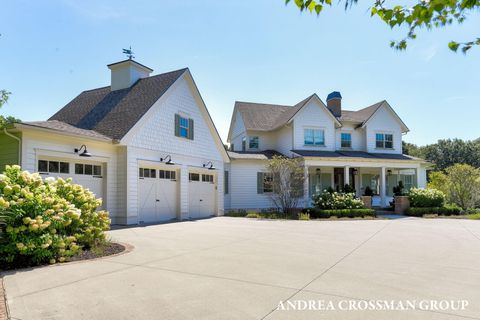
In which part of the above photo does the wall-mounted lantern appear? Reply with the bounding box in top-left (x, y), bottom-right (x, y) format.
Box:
top-left (74, 145), bottom-right (92, 157)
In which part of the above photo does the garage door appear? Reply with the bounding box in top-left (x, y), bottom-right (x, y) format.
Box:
top-left (188, 172), bottom-right (216, 219)
top-left (37, 159), bottom-right (104, 204)
top-left (138, 167), bottom-right (178, 224)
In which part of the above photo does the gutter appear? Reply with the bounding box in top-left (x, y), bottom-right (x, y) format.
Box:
top-left (3, 128), bottom-right (21, 165)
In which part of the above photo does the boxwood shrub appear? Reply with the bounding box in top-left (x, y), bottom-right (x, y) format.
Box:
top-left (0, 165), bottom-right (110, 268)
top-left (303, 208), bottom-right (376, 219)
top-left (406, 205), bottom-right (462, 217)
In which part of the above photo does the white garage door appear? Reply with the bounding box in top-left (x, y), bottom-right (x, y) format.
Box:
top-left (138, 167), bottom-right (178, 224)
top-left (188, 172), bottom-right (216, 219)
top-left (37, 159), bottom-right (104, 203)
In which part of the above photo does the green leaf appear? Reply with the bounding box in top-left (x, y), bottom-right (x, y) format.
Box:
top-left (315, 4), bottom-right (323, 14)
top-left (448, 41), bottom-right (459, 52)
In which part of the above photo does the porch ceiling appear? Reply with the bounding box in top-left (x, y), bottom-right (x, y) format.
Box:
top-left (292, 150), bottom-right (421, 161)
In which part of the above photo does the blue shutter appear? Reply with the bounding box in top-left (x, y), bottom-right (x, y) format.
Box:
top-left (257, 172), bottom-right (264, 194)
top-left (188, 118), bottom-right (194, 140)
top-left (174, 114), bottom-right (180, 137)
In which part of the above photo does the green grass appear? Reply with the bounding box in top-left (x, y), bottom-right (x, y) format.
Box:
top-left (468, 212), bottom-right (480, 220)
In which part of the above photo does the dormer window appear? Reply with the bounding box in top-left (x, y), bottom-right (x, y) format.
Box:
top-left (249, 136), bottom-right (259, 149)
top-left (304, 129), bottom-right (325, 146)
top-left (341, 133), bottom-right (352, 148)
top-left (376, 133), bottom-right (393, 149)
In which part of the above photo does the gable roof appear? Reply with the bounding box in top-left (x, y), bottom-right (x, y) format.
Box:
top-left (230, 94), bottom-right (341, 137)
top-left (230, 96), bottom-right (407, 136)
top-left (49, 68), bottom-right (188, 140)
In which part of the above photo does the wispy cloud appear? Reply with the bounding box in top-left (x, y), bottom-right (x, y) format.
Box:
top-left (420, 45), bottom-right (437, 62)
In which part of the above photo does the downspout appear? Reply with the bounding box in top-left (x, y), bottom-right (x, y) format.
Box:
top-left (3, 128), bottom-right (21, 166)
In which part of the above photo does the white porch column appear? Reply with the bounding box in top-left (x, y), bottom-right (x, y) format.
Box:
top-left (416, 167), bottom-right (422, 188)
top-left (380, 166), bottom-right (387, 207)
top-left (304, 165), bottom-right (309, 207)
top-left (344, 165), bottom-right (350, 186)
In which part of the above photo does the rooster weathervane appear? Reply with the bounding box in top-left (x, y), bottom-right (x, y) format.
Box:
top-left (122, 46), bottom-right (135, 60)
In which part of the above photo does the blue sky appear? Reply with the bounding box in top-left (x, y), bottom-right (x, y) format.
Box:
top-left (1, 0), bottom-right (479, 145)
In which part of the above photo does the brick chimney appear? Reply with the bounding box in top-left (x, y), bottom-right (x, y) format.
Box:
top-left (107, 59), bottom-right (153, 91)
top-left (326, 91), bottom-right (342, 117)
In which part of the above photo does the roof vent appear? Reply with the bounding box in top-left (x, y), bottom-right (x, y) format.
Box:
top-left (326, 91), bottom-right (342, 117)
top-left (107, 59), bottom-right (153, 91)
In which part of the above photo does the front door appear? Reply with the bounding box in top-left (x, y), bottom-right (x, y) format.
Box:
top-left (334, 168), bottom-right (356, 192)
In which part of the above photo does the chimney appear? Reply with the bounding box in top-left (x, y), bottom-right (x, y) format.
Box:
top-left (326, 91), bottom-right (342, 117)
top-left (107, 59), bottom-right (153, 91)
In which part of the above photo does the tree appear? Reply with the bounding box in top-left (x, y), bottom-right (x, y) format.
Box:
top-left (0, 90), bottom-right (19, 129)
top-left (428, 164), bottom-right (480, 209)
top-left (286, 0), bottom-right (480, 53)
top-left (266, 156), bottom-right (305, 214)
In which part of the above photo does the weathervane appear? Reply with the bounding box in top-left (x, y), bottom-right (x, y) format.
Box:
top-left (122, 46), bottom-right (135, 60)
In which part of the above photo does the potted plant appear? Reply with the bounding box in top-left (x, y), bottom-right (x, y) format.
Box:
top-left (362, 186), bottom-right (373, 209)
top-left (393, 181), bottom-right (410, 214)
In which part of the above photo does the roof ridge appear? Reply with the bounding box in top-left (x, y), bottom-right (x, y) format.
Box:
top-left (235, 101), bottom-right (292, 107)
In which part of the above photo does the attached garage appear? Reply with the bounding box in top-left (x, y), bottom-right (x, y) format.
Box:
top-left (138, 167), bottom-right (179, 224)
top-left (188, 171), bottom-right (216, 219)
top-left (37, 159), bottom-right (105, 204)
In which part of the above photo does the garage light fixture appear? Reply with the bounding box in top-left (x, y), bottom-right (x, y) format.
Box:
top-left (160, 155), bottom-right (175, 165)
top-left (74, 145), bottom-right (92, 157)
top-left (203, 161), bottom-right (215, 170)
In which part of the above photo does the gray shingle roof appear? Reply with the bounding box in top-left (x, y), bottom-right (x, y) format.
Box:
top-left (234, 95), bottom-right (385, 132)
top-left (20, 120), bottom-right (112, 141)
top-left (291, 149), bottom-right (422, 161)
top-left (228, 150), bottom-right (284, 160)
top-left (49, 68), bottom-right (187, 140)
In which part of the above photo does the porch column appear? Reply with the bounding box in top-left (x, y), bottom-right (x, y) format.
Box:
top-left (344, 165), bottom-right (350, 186)
top-left (380, 166), bottom-right (386, 207)
top-left (416, 167), bottom-right (423, 188)
top-left (304, 165), bottom-right (309, 207)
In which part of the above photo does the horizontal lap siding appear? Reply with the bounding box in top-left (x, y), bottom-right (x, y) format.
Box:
top-left (0, 133), bottom-right (20, 171)
top-left (365, 107), bottom-right (402, 154)
top-left (228, 160), bottom-right (273, 210)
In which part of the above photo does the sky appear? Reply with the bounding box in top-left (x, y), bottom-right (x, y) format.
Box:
top-left (1, 0), bottom-right (479, 146)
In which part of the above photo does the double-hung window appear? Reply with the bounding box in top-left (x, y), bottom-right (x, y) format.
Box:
top-left (304, 129), bottom-right (325, 146)
top-left (174, 114), bottom-right (194, 140)
top-left (376, 133), bottom-right (393, 149)
top-left (249, 136), bottom-right (259, 149)
top-left (341, 133), bottom-right (352, 148)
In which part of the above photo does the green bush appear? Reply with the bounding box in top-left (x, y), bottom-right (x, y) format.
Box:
top-left (245, 211), bottom-right (260, 218)
top-left (224, 209), bottom-right (247, 217)
top-left (408, 188), bottom-right (445, 207)
top-left (313, 191), bottom-right (364, 210)
top-left (303, 208), bottom-right (376, 219)
top-left (0, 165), bottom-right (110, 267)
top-left (406, 205), bottom-right (462, 217)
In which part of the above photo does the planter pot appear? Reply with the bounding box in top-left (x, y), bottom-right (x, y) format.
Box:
top-left (361, 196), bottom-right (372, 209)
top-left (394, 196), bottom-right (410, 214)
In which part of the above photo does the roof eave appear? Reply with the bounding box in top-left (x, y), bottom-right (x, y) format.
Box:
top-left (13, 123), bottom-right (114, 143)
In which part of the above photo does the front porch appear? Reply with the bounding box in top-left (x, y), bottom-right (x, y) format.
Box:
top-left (303, 160), bottom-right (424, 208)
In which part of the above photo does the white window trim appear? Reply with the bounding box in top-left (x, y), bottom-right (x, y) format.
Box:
top-left (374, 131), bottom-right (395, 150)
top-left (303, 127), bottom-right (326, 147)
top-left (340, 131), bottom-right (353, 149)
top-left (248, 136), bottom-right (259, 149)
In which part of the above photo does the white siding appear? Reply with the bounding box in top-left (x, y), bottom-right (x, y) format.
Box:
top-left (292, 100), bottom-right (336, 151)
top-left (19, 131), bottom-right (121, 223)
top-left (126, 75), bottom-right (226, 221)
top-left (230, 111), bottom-right (246, 151)
top-left (335, 123), bottom-right (366, 151)
top-left (365, 106), bottom-right (403, 154)
top-left (275, 125), bottom-right (293, 157)
top-left (228, 160), bottom-right (274, 210)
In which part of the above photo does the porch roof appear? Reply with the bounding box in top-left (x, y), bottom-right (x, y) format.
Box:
top-left (291, 150), bottom-right (423, 161)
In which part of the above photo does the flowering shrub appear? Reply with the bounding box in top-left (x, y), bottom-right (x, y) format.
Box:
top-left (313, 191), bottom-right (365, 210)
top-left (408, 187), bottom-right (445, 208)
top-left (0, 165), bottom-right (110, 267)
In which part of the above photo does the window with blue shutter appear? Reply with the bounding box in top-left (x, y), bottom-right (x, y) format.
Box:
top-left (175, 114), bottom-right (194, 140)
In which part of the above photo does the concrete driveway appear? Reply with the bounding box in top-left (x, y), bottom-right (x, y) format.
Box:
top-left (3, 217), bottom-right (480, 320)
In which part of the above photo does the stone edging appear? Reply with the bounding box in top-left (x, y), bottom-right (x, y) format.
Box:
top-left (0, 276), bottom-right (8, 320)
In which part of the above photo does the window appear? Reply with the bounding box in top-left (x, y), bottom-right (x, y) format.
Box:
top-left (189, 173), bottom-right (200, 181)
top-left (304, 129), bottom-right (325, 146)
top-left (230, 144), bottom-right (234, 151)
top-left (376, 133), bottom-right (393, 149)
top-left (202, 174), bottom-right (214, 183)
top-left (263, 173), bottom-right (273, 193)
top-left (159, 170), bottom-right (176, 180)
top-left (341, 133), bottom-right (352, 148)
top-left (75, 163), bottom-right (102, 176)
top-left (242, 137), bottom-right (246, 151)
top-left (174, 114), bottom-right (194, 140)
top-left (224, 171), bottom-right (229, 194)
top-left (38, 160), bottom-right (69, 174)
top-left (249, 136), bottom-right (259, 149)
top-left (139, 168), bottom-right (156, 178)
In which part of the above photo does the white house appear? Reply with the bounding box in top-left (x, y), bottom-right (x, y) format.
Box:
top-left (1, 59), bottom-right (229, 225)
top-left (225, 92), bottom-right (430, 209)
